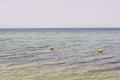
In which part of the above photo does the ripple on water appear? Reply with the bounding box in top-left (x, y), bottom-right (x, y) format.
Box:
top-left (0, 30), bottom-right (120, 80)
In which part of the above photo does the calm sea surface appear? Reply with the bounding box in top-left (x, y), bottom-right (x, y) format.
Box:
top-left (0, 28), bottom-right (120, 80)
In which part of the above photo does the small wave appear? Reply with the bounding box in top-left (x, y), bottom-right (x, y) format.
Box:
top-left (107, 60), bottom-right (120, 64)
top-left (86, 66), bottom-right (120, 74)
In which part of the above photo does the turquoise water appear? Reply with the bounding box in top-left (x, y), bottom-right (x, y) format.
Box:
top-left (0, 28), bottom-right (120, 80)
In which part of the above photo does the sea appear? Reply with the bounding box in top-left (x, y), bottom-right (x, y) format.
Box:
top-left (0, 28), bottom-right (120, 80)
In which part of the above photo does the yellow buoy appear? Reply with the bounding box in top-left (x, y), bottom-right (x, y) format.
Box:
top-left (50, 46), bottom-right (54, 51)
top-left (98, 49), bottom-right (103, 54)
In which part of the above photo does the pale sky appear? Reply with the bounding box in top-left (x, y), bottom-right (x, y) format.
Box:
top-left (0, 0), bottom-right (120, 28)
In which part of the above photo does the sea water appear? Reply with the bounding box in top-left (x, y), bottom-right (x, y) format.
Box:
top-left (0, 28), bottom-right (120, 80)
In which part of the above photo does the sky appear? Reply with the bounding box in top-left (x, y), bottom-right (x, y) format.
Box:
top-left (0, 0), bottom-right (120, 28)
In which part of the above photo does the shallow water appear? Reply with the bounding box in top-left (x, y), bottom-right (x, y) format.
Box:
top-left (0, 29), bottom-right (120, 80)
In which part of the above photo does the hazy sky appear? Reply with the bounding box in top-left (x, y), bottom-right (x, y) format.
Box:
top-left (0, 0), bottom-right (120, 28)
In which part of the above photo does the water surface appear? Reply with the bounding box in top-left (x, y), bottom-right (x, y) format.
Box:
top-left (0, 28), bottom-right (120, 80)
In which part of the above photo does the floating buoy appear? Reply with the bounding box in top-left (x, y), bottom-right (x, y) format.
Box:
top-left (50, 46), bottom-right (54, 51)
top-left (98, 49), bottom-right (103, 54)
